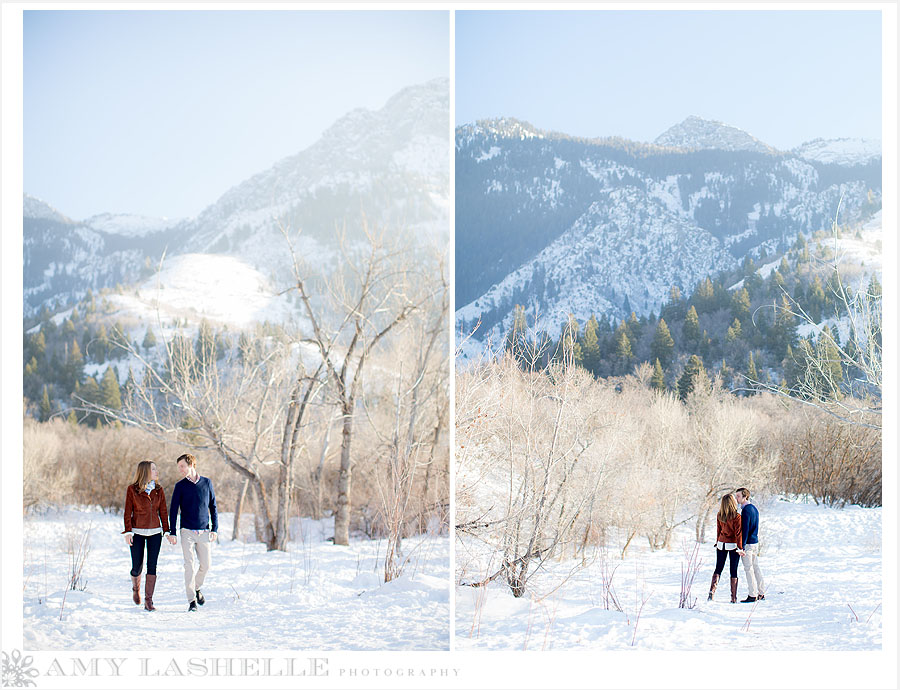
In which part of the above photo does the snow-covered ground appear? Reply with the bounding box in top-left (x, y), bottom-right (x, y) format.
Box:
top-left (23, 508), bottom-right (449, 651)
top-left (456, 497), bottom-right (881, 651)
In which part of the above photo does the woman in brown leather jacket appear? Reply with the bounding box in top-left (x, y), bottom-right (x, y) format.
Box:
top-left (707, 492), bottom-right (743, 603)
top-left (122, 461), bottom-right (170, 611)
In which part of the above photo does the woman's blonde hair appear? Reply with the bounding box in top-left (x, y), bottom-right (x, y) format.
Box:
top-left (716, 493), bottom-right (739, 524)
top-left (132, 461), bottom-right (156, 492)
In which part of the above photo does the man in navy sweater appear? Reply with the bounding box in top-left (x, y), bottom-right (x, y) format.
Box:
top-left (167, 453), bottom-right (218, 611)
top-left (735, 487), bottom-right (766, 603)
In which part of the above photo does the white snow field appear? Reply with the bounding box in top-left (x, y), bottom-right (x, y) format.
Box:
top-left (23, 508), bottom-right (449, 651)
top-left (456, 497), bottom-right (881, 651)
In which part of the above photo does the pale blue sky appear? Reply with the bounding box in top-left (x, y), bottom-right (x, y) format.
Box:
top-left (25, 10), bottom-right (449, 220)
top-left (457, 10), bottom-right (882, 150)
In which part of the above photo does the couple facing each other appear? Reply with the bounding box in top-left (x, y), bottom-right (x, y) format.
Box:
top-left (122, 453), bottom-right (218, 612)
top-left (708, 487), bottom-right (766, 604)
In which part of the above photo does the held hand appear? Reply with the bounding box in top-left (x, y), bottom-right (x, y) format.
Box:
top-left (124, 534), bottom-right (133, 546)
top-left (209, 531), bottom-right (218, 542)
top-left (167, 535), bottom-right (177, 545)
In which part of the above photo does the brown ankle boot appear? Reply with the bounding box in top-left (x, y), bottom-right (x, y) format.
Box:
top-left (708, 573), bottom-right (720, 601)
top-left (131, 575), bottom-right (141, 605)
top-left (144, 574), bottom-right (157, 611)
top-left (730, 577), bottom-right (739, 603)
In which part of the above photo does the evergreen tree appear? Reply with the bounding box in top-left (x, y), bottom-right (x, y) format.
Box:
top-left (816, 325), bottom-right (843, 397)
top-left (100, 366), bottom-right (122, 413)
top-left (695, 277), bottom-right (716, 313)
top-left (807, 275), bottom-right (826, 323)
top-left (650, 318), bottom-right (675, 368)
top-left (614, 321), bottom-right (634, 370)
top-left (745, 351), bottom-right (759, 394)
top-left (677, 355), bottom-right (707, 400)
top-left (725, 318), bottom-right (743, 344)
top-left (650, 358), bottom-right (666, 392)
top-left (31, 331), bottom-right (46, 360)
top-left (580, 315), bottom-right (601, 374)
top-left (769, 294), bottom-right (797, 358)
top-left (142, 327), bottom-right (157, 350)
top-left (40, 385), bottom-right (52, 422)
top-left (682, 305), bottom-right (700, 343)
top-left (65, 339), bottom-right (85, 391)
top-left (95, 325), bottom-right (110, 362)
top-left (731, 288), bottom-right (751, 322)
top-left (67, 409), bottom-right (79, 427)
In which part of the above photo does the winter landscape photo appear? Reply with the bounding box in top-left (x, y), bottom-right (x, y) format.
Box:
top-left (454, 10), bottom-right (886, 653)
top-left (20, 10), bottom-right (451, 651)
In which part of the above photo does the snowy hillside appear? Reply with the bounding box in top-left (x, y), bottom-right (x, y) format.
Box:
top-left (654, 115), bottom-right (778, 154)
top-left (24, 508), bottom-right (449, 651)
top-left (457, 497), bottom-right (882, 651)
top-left (792, 137), bottom-right (882, 166)
top-left (455, 116), bottom-right (881, 355)
top-left (109, 253), bottom-right (307, 331)
top-left (457, 187), bottom-right (737, 345)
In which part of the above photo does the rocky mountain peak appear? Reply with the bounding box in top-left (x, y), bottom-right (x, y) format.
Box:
top-left (653, 116), bottom-right (777, 154)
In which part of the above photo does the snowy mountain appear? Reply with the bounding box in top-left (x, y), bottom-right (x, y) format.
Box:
top-left (792, 137), bottom-right (882, 166)
top-left (456, 118), bottom-right (881, 348)
top-left (24, 78), bottom-right (449, 320)
top-left (24, 195), bottom-right (180, 317)
top-left (177, 77), bottom-right (449, 274)
top-left (653, 116), bottom-right (778, 154)
top-left (83, 212), bottom-right (182, 238)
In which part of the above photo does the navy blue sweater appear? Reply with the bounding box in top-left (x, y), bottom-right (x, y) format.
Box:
top-left (741, 502), bottom-right (759, 546)
top-left (169, 476), bottom-right (218, 533)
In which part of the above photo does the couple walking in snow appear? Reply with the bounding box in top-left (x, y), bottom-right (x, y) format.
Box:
top-left (708, 487), bottom-right (766, 604)
top-left (122, 453), bottom-right (218, 612)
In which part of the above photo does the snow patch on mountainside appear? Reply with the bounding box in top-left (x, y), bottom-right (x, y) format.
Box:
top-left (792, 138), bottom-right (881, 166)
top-left (84, 213), bottom-right (183, 238)
top-left (110, 253), bottom-right (305, 331)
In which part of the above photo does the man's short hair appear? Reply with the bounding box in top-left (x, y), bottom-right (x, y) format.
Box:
top-left (736, 487), bottom-right (750, 500)
top-left (176, 453), bottom-right (197, 467)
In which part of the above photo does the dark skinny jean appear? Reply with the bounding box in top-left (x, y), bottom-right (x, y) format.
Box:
top-left (714, 547), bottom-right (741, 578)
top-left (130, 533), bottom-right (162, 576)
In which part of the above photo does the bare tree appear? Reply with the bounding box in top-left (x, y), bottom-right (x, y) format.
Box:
top-left (283, 222), bottom-right (437, 546)
top-left (81, 322), bottom-right (323, 551)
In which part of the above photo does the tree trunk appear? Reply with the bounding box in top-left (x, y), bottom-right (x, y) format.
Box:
top-left (231, 478), bottom-right (250, 541)
top-left (333, 403), bottom-right (354, 546)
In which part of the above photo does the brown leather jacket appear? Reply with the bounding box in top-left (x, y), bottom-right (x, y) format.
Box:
top-left (123, 484), bottom-right (170, 534)
top-left (715, 514), bottom-right (743, 549)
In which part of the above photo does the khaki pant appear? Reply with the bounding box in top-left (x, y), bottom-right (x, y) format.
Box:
top-left (741, 542), bottom-right (765, 597)
top-left (180, 528), bottom-right (211, 603)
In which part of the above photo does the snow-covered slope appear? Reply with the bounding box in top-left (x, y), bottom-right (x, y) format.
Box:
top-left (24, 508), bottom-right (449, 650)
top-left (654, 116), bottom-right (778, 154)
top-left (108, 253), bottom-right (306, 331)
top-left (792, 137), bottom-right (882, 166)
top-left (457, 496), bottom-right (882, 651)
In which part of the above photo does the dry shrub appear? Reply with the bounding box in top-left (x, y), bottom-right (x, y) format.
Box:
top-left (776, 408), bottom-right (881, 507)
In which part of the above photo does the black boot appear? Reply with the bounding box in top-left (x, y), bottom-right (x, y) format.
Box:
top-left (708, 573), bottom-right (720, 601)
top-left (188, 600), bottom-right (198, 612)
top-left (740, 595), bottom-right (757, 603)
top-left (195, 589), bottom-right (205, 605)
